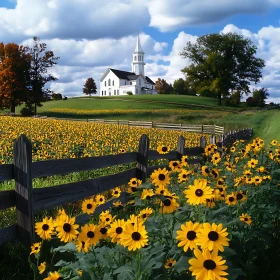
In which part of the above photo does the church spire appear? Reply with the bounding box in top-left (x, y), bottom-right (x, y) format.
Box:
top-left (132, 33), bottom-right (145, 76)
top-left (134, 32), bottom-right (144, 53)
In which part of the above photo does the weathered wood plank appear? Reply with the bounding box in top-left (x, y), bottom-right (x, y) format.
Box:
top-left (136, 134), bottom-right (149, 183)
top-left (0, 190), bottom-right (16, 210)
top-left (0, 164), bottom-right (14, 182)
top-left (14, 134), bottom-right (35, 245)
top-left (32, 152), bottom-right (137, 178)
top-left (33, 168), bottom-right (136, 213)
top-left (183, 147), bottom-right (203, 156)
top-left (0, 224), bottom-right (17, 247)
top-left (177, 136), bottom-right (185, 160)
top-left (148, 150), bottom-right (177, 160)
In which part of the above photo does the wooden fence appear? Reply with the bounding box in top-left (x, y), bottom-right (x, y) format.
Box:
top-left (0, 113), bottom-right (224, 135)
top-left (0, 134), bottom-right (209, 247)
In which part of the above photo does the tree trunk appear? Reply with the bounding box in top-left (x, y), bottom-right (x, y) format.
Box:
top-left (10, 100), bottom-right (15, 113)
top-left (218, 93), bottom-right (222, 106)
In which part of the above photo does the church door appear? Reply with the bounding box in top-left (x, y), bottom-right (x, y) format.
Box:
top-left (109, 88), bottom-right (111, 96)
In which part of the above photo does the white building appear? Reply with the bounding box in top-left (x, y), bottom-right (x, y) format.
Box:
top-left (99, 34), bottom-right (157, 96)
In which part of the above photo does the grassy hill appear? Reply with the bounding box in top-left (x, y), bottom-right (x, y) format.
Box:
top-left (8, 94), bottom-right (280, 143)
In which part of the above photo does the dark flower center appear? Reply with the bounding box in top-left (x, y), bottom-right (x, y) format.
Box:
top-left (116, 227), bottom-right (123, 234)
top-left (106, 218), bottom-right (110, 221)
top-left (87, 204), bottom-right (92, 209)
top-left (211, 170), bottom-right (218, 177)
top-left (187, 230), bottom-right (196, 240)
top-left (168, 263), bottom-right (173, 267)
top-left (162, 147), bottom-right (168, 152)
top-left (236, 193), bottom-right (243, 200)
top-left (132, 181), bottom-right (136, 185)
top-left (63, 223), bottom-right (71, 233)
top-left (229, 197), bottom-right (234, 202)
top-left (208, 231), bottom-right (219, 241)
top-left (195, 189), bottom-right (203, 197)
top-left (205, 168), bottom-right (210, 173)
top-left (35, 247), bottom-right (38, 250)
top-left (218, 180), bottom-right (223, 185)
top-left (132, 232), bottom-right (141, 241)
top-left (57, 277), bottom-right (63, 280)
top-left (100, 228), bottom-right (107, 234)
top-left (158, 174), bottom-right (166, 180)
top-left (42, 224), bottom-right (49, 231)
top-left (173, 162), bottom-right (178, 166)
top-left (131, 187), bottom-right (137, 192)
top-left (218, 187), bottom-right (223, 192)
top-left (146, 195), bottom-right (151, 200)
top-left (256, 178), bottom-right (259, 182)
top-left (244, 218), bottom-right (248, 221)
top-left (82, 241), bottom-right (85, 247)
top-left (160, 190), bottom-right (164, 194)
top-left (87, 231), bottom-right (95, 238)
top-left (99, 198), bottom-right (103, 201)
top-left (163, 199), bottom-right (171, 206)
top-left (142, 213), bottom-right (147, 218)
top-left (214, 157), bottom-right (218, 160)
top-left (183, 174), bottom-right (187, 178)
top-left (203, 259), bottom-right (216, 270)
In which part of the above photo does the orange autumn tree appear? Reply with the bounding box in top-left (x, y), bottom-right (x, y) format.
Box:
top-left (0, 43), bottom-right (31, 113)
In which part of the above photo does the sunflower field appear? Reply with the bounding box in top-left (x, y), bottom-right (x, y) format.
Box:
top-left (29, 137), bottom-right (280, 280)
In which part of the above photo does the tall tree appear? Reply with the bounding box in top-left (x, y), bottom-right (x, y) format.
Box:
top-left (180, 32), bottom-right (265, 105)
top-left (0, 43), bottom-right (31, 112)
top-left (83, 77), bottom-right (97, 96)
top-left (252, 87), bottom-right (269, 107)
top-left (155, 78), bottom-right (170, 94)
top-left (173, 78), bottom-right (185, 95)
top-left (25, 37), bottom-right (59, 115)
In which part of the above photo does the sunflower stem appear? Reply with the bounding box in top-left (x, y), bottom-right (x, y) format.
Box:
top-left (136, 249), bottom-right (141, 280)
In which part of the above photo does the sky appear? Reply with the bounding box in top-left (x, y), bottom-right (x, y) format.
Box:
top-left (0, 0), bottom-right (280, 103)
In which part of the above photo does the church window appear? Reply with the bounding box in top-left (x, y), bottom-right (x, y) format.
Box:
top-left (117, 89), bottom-right (119, 95)
top-left (125, 81), bottom-right (126, 85)
top-left (134, 55), bottom-right (136, 61)
top-left (102, 91), bottom-right (103, 95)
top-left (114, 89), bottom-right (116, 95)
top-left (112, 80), bottom-right (114, 86)
top-left (139, 79), bottom-right (141, 85)
top-left (130, 82), bottom-right (132, 85)
top-left (104, 91), bottom-right (106, 95)
top-left (105, 81), bottom-right (106, 86)
top-left (136, 88), bottom-right (138, 94)
top-left (108, 79), bottom-right (111, 86)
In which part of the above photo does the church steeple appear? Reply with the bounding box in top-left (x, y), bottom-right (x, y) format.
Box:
top-left (132, 33), bottom-right (145, 76)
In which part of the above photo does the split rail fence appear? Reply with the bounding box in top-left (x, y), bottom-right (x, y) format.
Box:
top-left (0, 128), bottom-right (253, 247)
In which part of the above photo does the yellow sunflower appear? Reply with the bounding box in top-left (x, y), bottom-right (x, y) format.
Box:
top-left (138, 207), bottom-right (153, 220)
top-left (225, 193), bottom-right (237, 206)
top-left (189, 249), bottom-right (228, 280)
top-left (140, 189), bottom-right (154, 200)
top-left (247, 158), bottom-right (258, 169)
top-left (127, 214), bottom-right (144, 226)
top-left (254, 176), bottom-right (262, 186)
top-left (75, 233), bottom-right (91, 253)
top-left (205, 198), bottom-right (216, 208)
top-left (112, 187), bottom-right (121, 198)
top-left (155, 185), bottom-right (171, 196)
top-left (211, 152), bottom-right (221, 166)
top-left (176, 221), bottom-right (202, 252)
top-left (79, 223), bottom-right (102, 246)
top-left (81, 198), bottom-right (96, 215)
top-left (35, 217), bottom-right (55, 240)
top-left (38, 262), bottom-right (46, 274)
top-left (44, 271), bottom-right (63, 280)
top-left (159, 197), bottom-right (179, 214)
top-left (30, 242), bottom-right (41, 255)
top-left (201, 166), bottom-right (211, 176)
top-left (56, 214), bottom-right (79, 243)
top-left (157, 145), bottom-right (170, 154)
top-left (164, 258), bottom-right (176, 269)
top-left (99, 223), bottom-right (109, 239)
top-left (150, 168), bottom-right (170, 187)
top-left (184, 179), bottom-right (213, 205)
top-left (121, 222), bottom-right (148, 251)
top-left (95, 194), bottom-right (106, 205)
top-left (196, 223), bottom-right (229, 252)
top-left (113, 200), bottom-right (123, 209)
top-left (107, 219), bottom-right (126, 243)
top-left (169, 160), bottom-right (182, 172)
top-left (128, 177), bottom-right (142, 188)
top-left (99, 210), bottom-right (115, 225)
top-left (180, 155), bottom-right (189, 167)
top-left (178, 169), bottom-right (191, 183)
top-left (240, 213), bottom-right (252, 226)
top-left (235, 191), bottom-right (247, 203)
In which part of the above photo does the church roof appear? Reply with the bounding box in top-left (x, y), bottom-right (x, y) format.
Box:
top-left (109, 68), bottom-right (155, 85)
top-left (134, 33), bottom-right (144, 53)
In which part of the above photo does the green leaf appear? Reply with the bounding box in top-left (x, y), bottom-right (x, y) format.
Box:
top-left (227, 267), bottom-right (244, 280)
top-left (222, 247), bottom-right (237, 257)
top-left (103, 273), bottom-right (113, 280)
top-left (113, 266), bottom-right (133, 275)
top-left (53, 242), bottom-right (77, 253)
top-left (173, 256), bottom-right (190, 273)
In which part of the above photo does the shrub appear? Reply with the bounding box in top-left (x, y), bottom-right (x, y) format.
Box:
top-left (20, 107), bottom-right (33, 116)
top-left (126, 91), bottom-right (133, 95)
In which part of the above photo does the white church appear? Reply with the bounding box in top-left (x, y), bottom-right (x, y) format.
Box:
top-left (99, 34), bottom-right (157, 96)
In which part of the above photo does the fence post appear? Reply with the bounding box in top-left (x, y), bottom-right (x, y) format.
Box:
top-left (13, 134), bottom-right (35, 245)
top-left (200, 136), bottom-right (207, 149)
top-left (210, 135), bottom-right (216, 144)
top-left (136, 134), bottom-right (149, 183)
top-left (176, 136), bottom-right (185, 160)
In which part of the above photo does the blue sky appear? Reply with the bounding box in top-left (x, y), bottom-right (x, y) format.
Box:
top-left (0, 0), bottom-right (280, 103)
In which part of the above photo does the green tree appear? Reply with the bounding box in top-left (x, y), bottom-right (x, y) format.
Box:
top-left (180, 32), bottom-right (265, 105)
top-left (155, 78), bottom-right (170, 94)
top-left (173, 78), bottom-right (185, 95)
top-left (25, 36), bottom-right (59, 115)
top-left (83, 77), bottom-right (97, 96)
top-left (0, 43), bottom-right (31, 112)
top-left (252, 87), bottom-right (269, 107)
